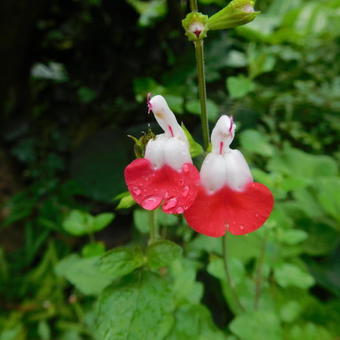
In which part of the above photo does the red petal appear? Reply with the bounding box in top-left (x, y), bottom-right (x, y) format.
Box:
top-left (124, 159), bottom-right (200, 214)
top-left (184, 182), bottom-right (274, 237)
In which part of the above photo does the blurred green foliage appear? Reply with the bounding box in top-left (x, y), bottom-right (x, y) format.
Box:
top-left (0, 0), bottom-right (339, 339)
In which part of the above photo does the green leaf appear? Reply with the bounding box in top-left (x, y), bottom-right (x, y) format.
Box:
top-left (91, 213), bottom-right (115, 232)
top-left (185, 99), bottom-right (219, 121)
top-left (114, 192), bottom-right (135, 210)
top-left (207, 255), bottom-right (246, 286)
top-left (133, 209), bottom-right (149, 233)
top-left (55, 254), bottom-right (113, 295)
top-left (240, 129), bottom-right (274, 157)
top-left (181, 123), bottom-right (204, 158)
top-left (317, 177), bottom-right (340, 223)
top-left (274, 263), bottom-right (315, 289)
top-left (277, 229), bottom-right (308, 245)
top-left (268, 146), bottom-right (338, 179)
top-left (286, 322), bottom-right (334, 340)
top-left (230, 311), bottom-right (283, 340)
top-left (98, 246), bottom-right (145, 279)
top-left (279, 301), bottom-right (301, 323)
top-left (167, 304), bottom-right (225, 340)
top-left (170, 259), bottom-right (203, 304)
top-left (94, 272), bottom-right (174, 340)
top-left (81, 242), bottom-right (106, 258)
top-left (157, 210), bottom-right (178, 227)
top-left (62, 210), bottom-right (93, 236)
top-left (147, 240), bottom-right (183, 270)
top-left (166, 94), bottom-right (184, 113)
top-left (227, 75), bottom-right (256, 98)
top-left (77, 87), bottom-right (97, 103)
top-left (62, 210), bottom-right (114, 236)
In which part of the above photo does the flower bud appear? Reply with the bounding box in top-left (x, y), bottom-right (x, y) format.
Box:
top-left (207, 0), bottom-right (260, 31)
top-left (182, 12), bottom-right (209, 41)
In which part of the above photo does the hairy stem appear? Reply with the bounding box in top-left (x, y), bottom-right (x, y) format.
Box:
top-left (194, 39), bottom-right (210, 150)
top-left (222, 234), bottom-right (245, 313)
top-left (254, 231), bottom-right (268, 309)
top-left (148, 209), bottom-right (159, 244)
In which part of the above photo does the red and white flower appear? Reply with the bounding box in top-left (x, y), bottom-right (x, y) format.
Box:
top-left (124, 95), bottom-right (200, 214)
top-left (184, 115), bottom-right (274, 237)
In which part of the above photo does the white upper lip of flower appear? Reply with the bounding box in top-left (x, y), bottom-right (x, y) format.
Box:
top-left (145, 95), bottom-right (192, 171)
top-left (200, 115), bottom-right (253, 193)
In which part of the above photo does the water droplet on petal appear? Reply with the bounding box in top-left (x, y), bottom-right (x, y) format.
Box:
top-left (182, 186), bottom-right (189, 197)
top-left (240, 225), bottom-right (245, 230)
top-left (183, 164), bottom-right (189, 173)
top-left (141, 196), bottom-right (162, 210)
top-left (163, 197), bottom-right (177, 210)
top-left (179, 179), bottom-right (184, 185)
top-left (164, 192), bottom-right (169, 199)
top-left (176, 207), bottom-right (184, 214)
top-left (132, 187), bottom-right (141, 196)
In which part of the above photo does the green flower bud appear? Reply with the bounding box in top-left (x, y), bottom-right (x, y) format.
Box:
top-left (182, 12), bottom-right (209, 41)
top-left (207, 0), bottom-right (260, 30)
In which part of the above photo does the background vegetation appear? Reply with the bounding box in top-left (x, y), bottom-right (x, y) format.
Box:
top-left (0, 0), bottom-right (339, 339)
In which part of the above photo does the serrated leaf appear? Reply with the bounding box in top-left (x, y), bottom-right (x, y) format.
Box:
top-left (230, 311), bottom-right (282, 340)
top-left (147, 240), bottom-right (182, 270)
top-left (94, 271), bottom-right (174, 340)
top-left (98, 246), bottom-right (145, 279)
top-left (55, 254), bottom-right (113, 295)
top-left (167, 304), bottom-right (225, 340)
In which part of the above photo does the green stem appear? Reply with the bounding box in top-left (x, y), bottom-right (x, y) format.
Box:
top-left (148, 209), bottom-right (159, 244)
top-left (222, 234), bottom-right (245, 313)
top-left (190, 0), bottom-right (198, 11)
top-left (194, 39), bottom-right (210, 150)
top-left (254, 231), bottom-right (268, 309)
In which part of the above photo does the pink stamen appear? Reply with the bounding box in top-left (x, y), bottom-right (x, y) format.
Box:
top-left (168, 125), bottom-right (174, 137)
top-left (147, 92), bottom-right (152, 114)
top-left (229, 116), bottom-right (234, 134)
top-left (219, 141), bottom-right (224, 155)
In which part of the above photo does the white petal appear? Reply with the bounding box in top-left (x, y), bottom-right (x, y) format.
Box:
top-left (224, 149), bottom-right (253, 191)
top-left (200, 153), bottom-right (227, 193)
top-left (163, 138), bottom-right (192, 171)
top-left (144, 135), bottom-right (166, 169)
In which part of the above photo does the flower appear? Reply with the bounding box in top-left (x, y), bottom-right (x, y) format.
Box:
top-left (124, 95), bottom-right (200, 214)
top-left (184, 115), bottom-right (274, 237)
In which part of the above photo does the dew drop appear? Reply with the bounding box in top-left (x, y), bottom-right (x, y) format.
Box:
top-left (163, 197), bottom-right (178, 210)
top-left (240, 225), bottom-right (245, 230)
top-left (176, 207), bottom-right (184, 214)
top-left (132, 187), bottom-right (141, 196)
top-left (164, 192), bottom-right (169, 199)
top-left (182, 186), bottom-right (190, 197)
top-left (141, 196), bottom-right (162, 210)
top-left (179, 179), bottom-right (184, 185)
